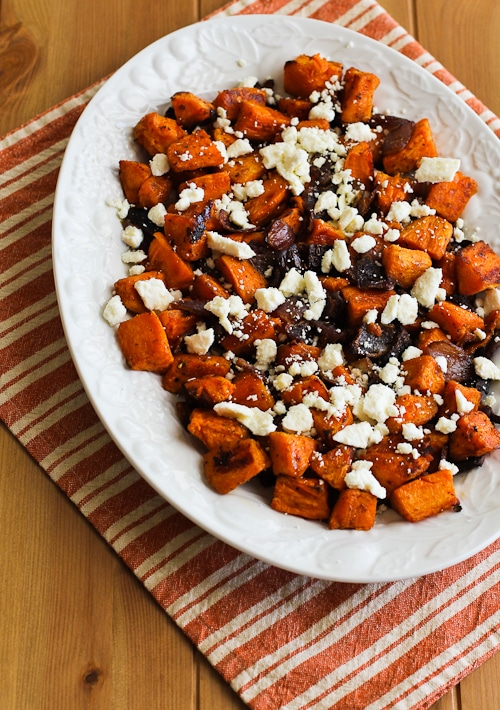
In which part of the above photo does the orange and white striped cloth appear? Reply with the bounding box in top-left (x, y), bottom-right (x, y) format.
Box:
top-left (1, 1), bottom-right (500, 709)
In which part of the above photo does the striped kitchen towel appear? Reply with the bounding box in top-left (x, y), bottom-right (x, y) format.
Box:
top-left (1, 1), bottom-right (499, 709)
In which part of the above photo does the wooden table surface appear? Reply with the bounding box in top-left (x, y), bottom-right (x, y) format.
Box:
top-left (1, 0), bottom-right (499, 707)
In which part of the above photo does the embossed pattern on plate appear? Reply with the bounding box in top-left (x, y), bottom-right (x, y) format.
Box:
top-left (52, 15), bottom-right (500, 582)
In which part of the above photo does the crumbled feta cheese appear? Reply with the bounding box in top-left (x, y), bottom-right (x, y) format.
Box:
top-left (333, 421), bottom-right (383, 448)
top-left (259, 140), bottom-right (310, 195)
top-left (381, 293), bottom-right (418, 326)
top-left (402, 422), bottom-right (425, 441)
top-left (355, 383), bottom-right (398, 424)
top-left (318, 343), bottom-right (344, 373)
top-left (255, 287), bottom-right (286, 313)
top-left (411, 267), bottom-right (443, 309)
top-left (386, 200), bottom-right (411, 223)
top-left (122, 225), bottom-right (143, 249)
top-left (148, 203), bottom-right (167, 226)
top-left (107, 197), bottom-right (130, 219)
top-left (415, 157), bottom-right (460, 183)
top-left (134, 278), bottom-right (174, 311)
top-left (273, 373), bottom-right (294, 391)
top-left (175, 183), bottom-right (205, 211)
top-left (184, 327), bottom-right (215, 355)
top-left (281, 403), bottom-right (314, 434)
top-left (435, 416), bottom-right (458, 434)
top-left (255, 338), bottom-right (277, 371)
top-left (322, 239), bottom-right (351, 273)
top-left (103, 295), bottom-right (127, 326)
top-left (435, 356), bottom-right (448, 373)
top-left (121, 249), bottom-right (147, 264)
top-left (204, 294), bottom-right (247, 334)
top-left (303, 270), bottom-right (326, 321)
top-left (439, 459), bottom-right (460, 476)
top-left (351, 234), bottom-right (376, 254)
top-left (206, 231), bottom-right (255, 259)
top-left (455, 390), bottom-right (475, 414)
top-left (473, 356), bottom-right (500, 380)
top-left (345, 461), bottom-right (386, 499)
top-left (214, 402), bottom-right (276, 436)
top-left (279, 268), bottom-right (305, 296)
top-left (226, 138), bottom-right (254, 159)
top-left (149, 153), bottom-right (170, 176)
top-left (344, 122), bottom-right (376, 143)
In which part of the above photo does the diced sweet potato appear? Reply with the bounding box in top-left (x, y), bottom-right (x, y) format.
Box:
top-left (220, 310), bottom-right (279, 356)
top-left (133, 112), bottom-right (186, 156)
top-left (385, 393), bottom-right (438, 434)
top-left (382, 118), bottom-right (437, 175)
top-left (418, 326), bottom-right (448, 353)
top-left (148, 232), bottom-right (195, 290)
top-left (435, 252), bottom-right (457, 296)
top-left (158, 308), bottom-right (197, 350)
top-left (373, 172), bottom-right (412, 214)
top-left (179, 171), bottom-right (231, 207)
top-left (311, 406), bottom-right (354, 447)
top-left (455, 240), bottom-right (500, 295)
top-left (117, 311), bottom-right (173, 372)
top-left (119, 160), bottom-right (151, 204)
top-left (163, 212), bottom-right (209, 262)
top-left (276, 342), bottom-right (321, 369)
top-left (245, 172), bottom-right (290, 228)
top-left (402, 354), bottom-right (445, 395)
top-left (114, 271), bottom-right (167, 314)
top-left (170, 91), bottom-right (216, 127)
top-left (215, 254), bottom-right (267, 303)
top-left (448, 410), bottom-right (500, 460)
top-left (271, 475), bottom-right (330, 520)
top-left (425, 171), bottom-right (477, 222)
top-left (267, 431), bottom-right (317, 477)
top-left (382, 244), bottom-right (432, 289)
top-left (341, 286), bottom-right (396, 327)
top-left (225, 152), bottom-right (266, 184)
top-left (390, 469), bottom-right (459, 523)
top-left (363, 437), bottom-right (432, 495)
top-left (341, 67), bottom-right (380, 123)
top-left (187, 408), bottom-right (248, 450)
top-left (184, 375), bottom-right (235, 407)
top-left (306, 219), bottom-right (345, 246)
top-left (278, 97), bottom-right (312, 120)
top-left (280, 375), bottom-right (329, 407)
top-left (441, 380), bottom-right (481, 416)
top-left (344, 141), bottom-right (374, 188)
top-left (283, 54), bottom-right (343, 98)
top-left (398, 215), bottom-right (453, 260)
top-left (204, 438), bottom-right (270, 494)
top-left (190, 273), bottom-right (230, 300)
top-left (427, 301), bottom-right (485, 346)
top-left (167, 129), bottom-right (225, 172)
top-left (231, 370), bottom-right (275, 411)
top-left (233, 100), bottom-right (290, 142)
top-left (213, 86), bottom-right (268, 121)
top-left (310, 445), bottom-right (353, 490)
top-left (162, 353), bottom-right (231, 393)
top-left (329, 489), bottom-right (377, 530)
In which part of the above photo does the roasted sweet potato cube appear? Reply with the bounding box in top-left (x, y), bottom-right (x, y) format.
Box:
top-left (162, 353), bottom-right (231, 393)
top-left (373, 172), bottom-right (412, 215)
top-left (204, 438), bottom-right (270, 494)
top-left (267, 431), bottom-right (317, 477)
top-left (231, 370), bottom-right (275, 411)
top-left (441, 380), bottom-right (481, 416)
top-left (311, 406), bottom-right (354, 447)
top-left (398, 215), bottom-right (453, 260)
top-left (184, 375), bottom-right (235, 407)
top-left (382, 118), bottom-right (437, 175)
top-left (180, 171), bottom-right (231, 207)
top-left (158, 308), bottom-right (197, 350)
top-left (114, 271), bottom-right (167, 314)
top-left (385, 394), bottom-right (438, 434)
top-left (213, 86), bottom-right (268, 121)
top-left (455, 240), bottom-right (500, 295)
top-left (427, 301), bottom-right (485, 346)
top-left (276, 342), bottom-right (321, 369)
top-left (280, 375), bottom-right (329, 406)
top-left (306, 219), bottom-right (345, 246)
top-left (390, 469), bottom-right (459, 522)
top-left (418, 326), bottom-right (449, 353)
top-left (362, 436), bottom-right (433, 494)
top-left (341, 286), bottom-right (396, 327)
top-left (283, 54), bottom-right (342, 97)
top-left (329, 489), bottom-right (377, 530)
top-left (133, 112), bottom-right (186, 156)
top-left (220, 310), bottom-right (279, 356)
top-left (225, 152), bottom-right (266, 184)
top-left (187, 408), bottom-right (248, 450)
top-left (148, 232), bottom-right (195, 290)
top-left (402, 355), bottom-right (445, 395)
top-left (341, 67), bottom-right (380, 123)
top-left (117, 311), bottom-right (173, 372)
top-left (448, 410), bottom-right (500, 460)
top-left (215, 254), bottom-right (267, 303)
top-left (170, 91), bottom-right (216, 127)
top-left (245, 172), bottom-right (290, 228)
top-left (382, 244), bottom-right (432, 289)
top-left (137, 175), bottom-right (172, 209)
top-left (425, 171), bottom-right (477, 222)
top-left (344, 141), bottom-right (374, 188)
top-left (435, 252), bottom-right (457, 296)
top-left (233, 100), bottom-right (290, 142)
top-left (310, 445), bottom-right (353, 490)
top-left (190, 273), bottom-right (230, 300)
top-left (163, 213), bottom-right (209, 262)
top-left (271, 475), bottom-right (330, 520)
top-left (119, 160), bottom-right (151, 204)
top-left (167, 129), bottom-right (225, 172)
top-left (278, 97), bottom-right (312, 120)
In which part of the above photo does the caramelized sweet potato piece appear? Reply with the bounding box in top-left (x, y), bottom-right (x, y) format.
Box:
top-left (390, 469), bottom-right (459, 522)
top-left (167, 129), bottom-right (225, 172)
top-left (398, 215), bottom-right (453, 260)
top-left (158, 308), bottom-right (198, 351)
top-left (306, 219), bottom-right (345, 246)
top-left (329, 489), bottom-right (377, 530)
top-left (435, 252), bottom-right (457, 296)
top-left (271, 475), bottom-right (330, 520)
top-left (170, 91), bottom-right (216, 127)
top-left (179, 171), bottom-right (231, 207)
top-left (276, 342), bottom-right (321, 369)
top-left (220, 310), bottom-right (279, 356)
top-left (163, 212), bottom-right (209, 262)
top-left (418, 326), bottom-right (449, 353)
top-left (148, 232), bottom-right (195, 290)
top-left (344, 141), bottom-right (374, 188)
top-left (280, 375), bottom-right (329, 406)
top-left (448, 410), bottom-right (500, 460)
top-left (341, 286), bottom-right (396, 327)
top-left (133, 112), bottom-right (186, 156)
top-left (114, 271), bottom-right (167, 314)
top-left (233, 100), bottom-right (290, 142)
top-left (310, 445), bottom-right (353, 490)
top-left (267, 431), bottom-right (317, 477)
top-left (215, 254), bottom-right (267, 303)
top-left (245, 172), bottom-right (290, 228)
top-left (187, 408), bottom-right (247, 449)
top-left (283, 54), bottom-right (342, 97)
top-left (455, 240), bottom-right (500, 295)
top-left (441, 380), bottom-right (481, 416)
top-left (117, 311), bottom-right (173, 372)
top-left (382, 118), bottom-right (437, 175)
top-left (278, 97), bottom-right (312, 120)
top-left (425, 171), bottom-right (477, 222)
top-left (385, 393), bottom-right (438, 434)
top-left (382, 244), bottom-right (432, 289)
top-left (225, 152), bottom-right (266, 184)
top-left (190, 273), bottom-right (230, 300)
top-left (213, 86), bottom-right (268, 121)
top-left (312, 406), bottom-right (354, 447)
top-left (119, 160), bottom-right (151, 204)
top-left (204, 438), bottom-right (270, 494)
top-left (184, 375), bottom-right (235, 407)
top-left (403, 354), bottom-right (445, 395)
top-left (231, 370), bottom-right (275, 411)
top-left (341, 67), bottom-right (380, 123)
top-left (427, 301), bottom-right (485, 346)
top-left (373, 172), bottom-right (412, 215)
top-left (162, 353), bottom-right (231, 393)
top-left (363, 436), bottom-right (433, 494)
